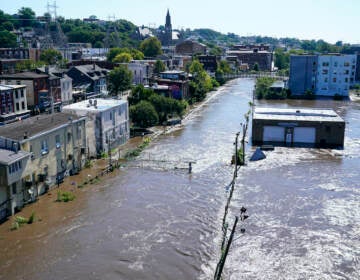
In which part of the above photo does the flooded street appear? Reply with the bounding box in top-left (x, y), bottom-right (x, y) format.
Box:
top-left (1, 78), bottom-right (360, 279)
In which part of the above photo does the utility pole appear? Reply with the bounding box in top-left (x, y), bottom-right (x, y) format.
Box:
top-left (234, 132), bottom-right (240, 178)
top-left (215, 216), bottom-right (239, 280)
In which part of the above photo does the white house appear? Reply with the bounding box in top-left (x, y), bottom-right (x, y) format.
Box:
top-left (126, 61), bottom-right (150, 85)
top-left (62, 98), bottom-right (129, 157)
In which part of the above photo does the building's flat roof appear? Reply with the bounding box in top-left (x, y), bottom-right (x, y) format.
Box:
top-left (253, 107), bottom-right (344, 123)
top-left (63, 98), bottom-right (127, 112)
top-left (0, 113), bottom-right (83, 141)
top-left (0, 149), bottom-right (30, 165)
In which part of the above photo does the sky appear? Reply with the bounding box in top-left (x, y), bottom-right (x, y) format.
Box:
top-left (2, 0), bottom-right (359, 44)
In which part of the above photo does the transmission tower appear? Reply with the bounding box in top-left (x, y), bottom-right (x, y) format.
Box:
top-left (104, 15), bottom-right (121, 48)
top-left (42, 1), bottom-right (67, 48)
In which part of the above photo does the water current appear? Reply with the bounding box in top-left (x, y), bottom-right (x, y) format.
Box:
top-left (1, 78), bottom-right (360, 279)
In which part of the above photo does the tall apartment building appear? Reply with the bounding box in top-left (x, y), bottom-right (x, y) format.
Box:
top-left (316, 55), bottom-right (357, 96)
top-left (289, 54), bottom-right (357, 97)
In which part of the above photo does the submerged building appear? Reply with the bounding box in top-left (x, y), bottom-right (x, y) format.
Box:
top-left (252, 107), bottom-right (345, 148)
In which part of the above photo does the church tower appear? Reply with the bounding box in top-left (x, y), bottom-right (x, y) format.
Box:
top-left (164, 9), bottom-right (172, 46)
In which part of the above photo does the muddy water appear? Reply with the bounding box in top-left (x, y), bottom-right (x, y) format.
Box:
top-left (1, 79), bottom-right (360, 279)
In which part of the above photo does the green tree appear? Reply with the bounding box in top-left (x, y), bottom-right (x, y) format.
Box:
top-left (253, 63), bottom-right (259, 72)
top-left (154, 60), bottom-right (166, 74)
top-left (128, 85), bottom-right (154, 106)
top-left (108, 65), bottom-right (133, 95)
top-left (0, 30), bottom-right (17, 47)
top-left (218, 60), bottom-right (232, 74)
top-left (139, 37), bottom-right (162, 57)
top-left (40, 49), bottom-right (62, 65)
top-left (93, 41), bottom-right (104, 48)
top-left (1, 21), bottom-right (14, 31)
top-left (18, 7), bottom-right (36, 27)
top-left (113, 52), bottom-right (133, 63)
top-left (130, 101), bottom-right (159, 128)
top-left (107, 47), bottom-right (144, 62)
top-left (274, 48), bottom-right (289, 70)
top-left (189, 59), bottom-right (213, 102)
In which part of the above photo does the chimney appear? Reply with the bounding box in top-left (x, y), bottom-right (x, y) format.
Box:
top-left (13, 142), bottom-right (19, 153)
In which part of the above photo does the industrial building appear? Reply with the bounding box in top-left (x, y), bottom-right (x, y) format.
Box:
top-left (252, 107), bottom-right (345, 148)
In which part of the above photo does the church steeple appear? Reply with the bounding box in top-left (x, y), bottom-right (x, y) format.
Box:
top-left (165, 9), bottom-right (171, 28)
top-left (164, 9), bottom-right (172, 46)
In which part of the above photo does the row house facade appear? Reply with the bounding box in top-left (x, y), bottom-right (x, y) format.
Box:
top-left (153, 70), bottom-right (190, 100)
top-left (0, 72), bottom-right (49, 112)
top-left (67, 64), bottom-right (108, 100)
top-left (0, 113), bottom-right (87, 221)
top-left (0, 84), bottom-right (30, 125)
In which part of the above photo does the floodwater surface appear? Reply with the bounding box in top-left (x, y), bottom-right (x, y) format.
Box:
top-left (1, 79), bottom-right (360, 280)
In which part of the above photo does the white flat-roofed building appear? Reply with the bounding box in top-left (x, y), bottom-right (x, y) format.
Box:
top-left (62, 98), bottom-right (129, 157)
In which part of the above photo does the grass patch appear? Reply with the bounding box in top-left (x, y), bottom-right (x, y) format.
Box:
top-left (56, 191), bottom-right (76, 202)
top-left (125, 137), bottom-right (151, 159)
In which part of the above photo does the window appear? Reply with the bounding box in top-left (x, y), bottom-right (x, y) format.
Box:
top-left (15, 91), bottom-right (19, 99)
top-left (345, 78), bottom-right (348, 83)
top-left (41, 139), bottom-right (49, 155)
top-left (344, 62), bottom-right (350, 67)
top-left (322, 69), bottom-right (328, 74)
top-left (55, 134), bottom-right (61, 149)
top-left (21, 89), bottom-right (24, 98)
top-left (12, 183), bottom-right (17, 194)
top-left (16, 80), bottom-right (21, 85)
top-left (322, 62), bottom-right (329, 67)
top-left (16, 103), bottom-right (19, 111)
top-left (22, 102), bottom-right (25, 110)
top-left (324, 78), bottom-right (328, 82)
top-left (344, 70), bottom-right (349, 75)
top-left (333, 78), bottom-right (337, 83)
top-left (334, 62), bottom-right (338, 67)
top-left (67, 132), bottom-right (71, 143)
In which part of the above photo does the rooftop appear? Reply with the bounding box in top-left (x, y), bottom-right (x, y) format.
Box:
top-left (0, 84), bottom-right (26, 91)
top-left (0, 149), bottom-right (30, 165)
top-left (253, 107), bottom-right (344, 123)
top-left (0, 113), bottom-right (83, 141)
top-left (63, 98), bottom-right (127, 112)
top-left (0, 71), bottom-right (48, 79)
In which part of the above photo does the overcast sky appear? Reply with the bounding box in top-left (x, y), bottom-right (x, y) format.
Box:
top-left (2, 0), bottom-right (359, 44)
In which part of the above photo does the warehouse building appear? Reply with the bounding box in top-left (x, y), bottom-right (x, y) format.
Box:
top-left (252, 107), bottom-right (345, 148)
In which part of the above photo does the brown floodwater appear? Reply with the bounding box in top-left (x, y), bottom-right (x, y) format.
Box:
top-left (1, 79), bottom-right (360, 279)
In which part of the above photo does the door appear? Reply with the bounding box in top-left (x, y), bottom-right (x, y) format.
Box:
top-left (293, 127), bottom-right (316, 143)
top-left (263, 126), bottom-right (285, 142)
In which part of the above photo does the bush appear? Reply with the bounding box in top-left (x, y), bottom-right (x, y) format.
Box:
top-left (84, 159), bottom-right (92, 168)
top-left (56, 191), bottom-right (76, 202)
top-left (27, 212), bottom-right (36, 224)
